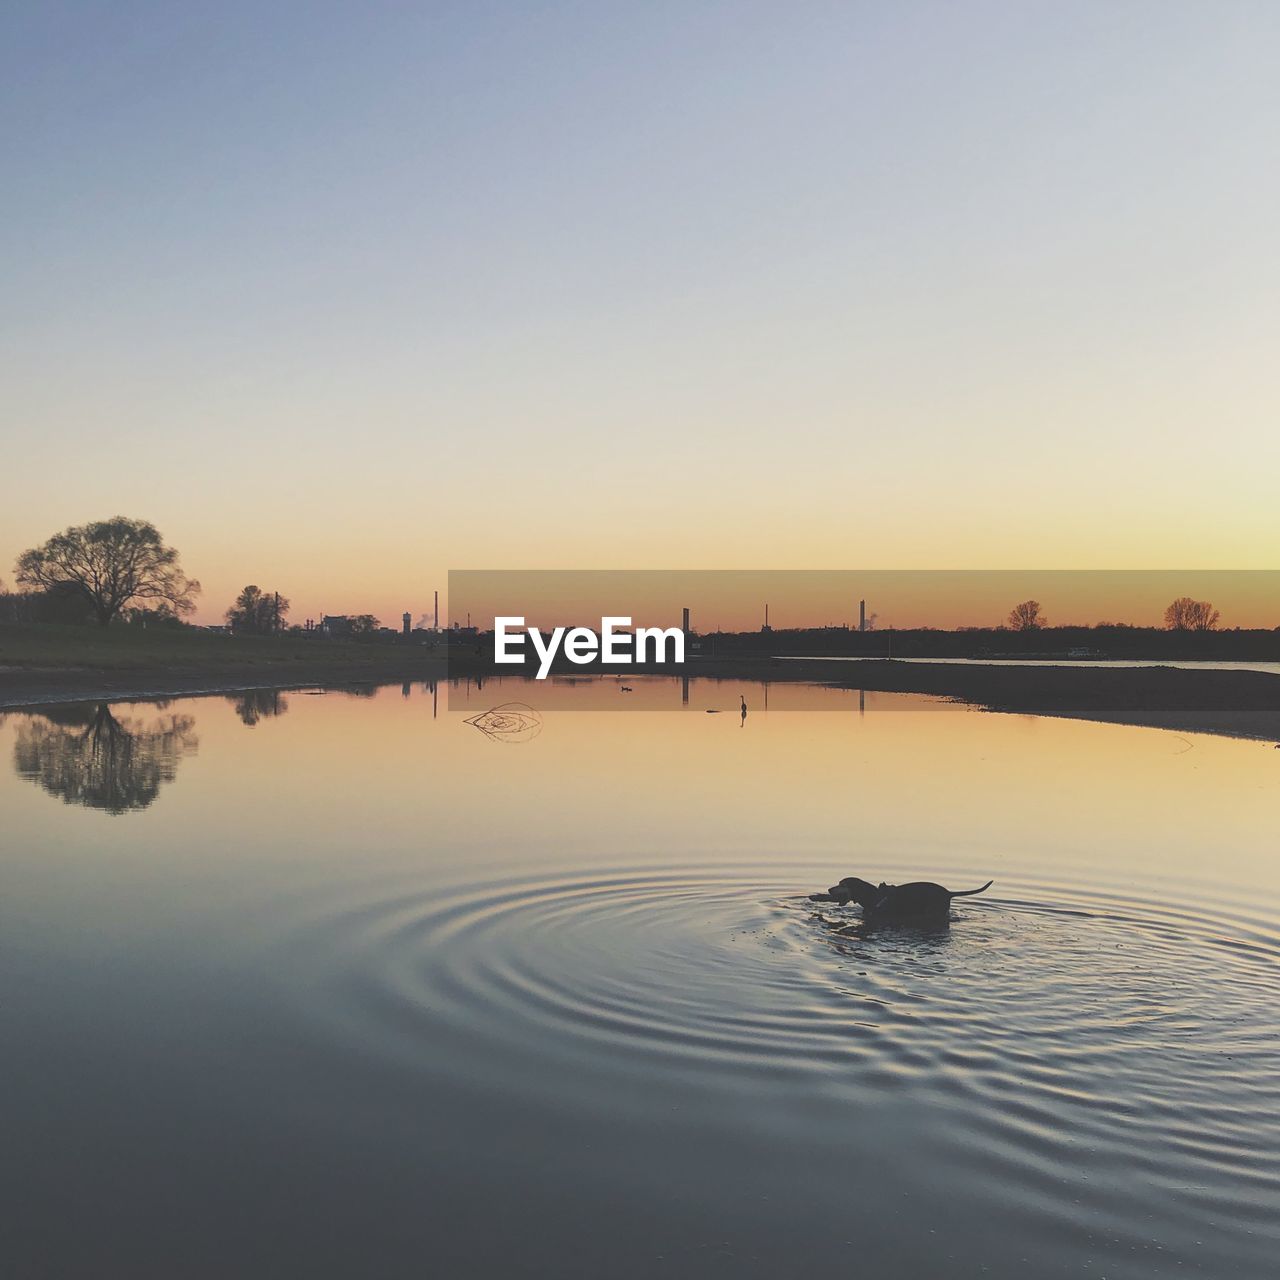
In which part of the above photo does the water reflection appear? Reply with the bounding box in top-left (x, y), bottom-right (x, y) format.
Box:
top-left (232, 688), bottom-right (290, 726)
top-left (824, 910), bottom-right (953, 949)
top-left (3, 680), bottom-right (1278, 1280)
top-left (10, 702), bottom-right (198, 814)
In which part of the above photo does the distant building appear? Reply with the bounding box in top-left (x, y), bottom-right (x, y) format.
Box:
top-left (319, 614), bottom-right (353, 637)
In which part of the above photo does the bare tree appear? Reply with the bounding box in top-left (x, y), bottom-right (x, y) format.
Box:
top-left (15, 517), bottom-right (199, 627)
top-left (349, 614), bottom-right (380, 636)
top-left (226, 585), bottom-right (290, 635)
top-left (1164, 597), bottom-right (1220, 631)
top-left (1007, 600), bottom-right (1046, 631)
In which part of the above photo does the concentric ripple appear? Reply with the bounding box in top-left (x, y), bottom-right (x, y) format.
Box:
top-left (273, 862), bottom-right (1279, 1094)
top-left (265, 860), bottom-right (1280, 1272)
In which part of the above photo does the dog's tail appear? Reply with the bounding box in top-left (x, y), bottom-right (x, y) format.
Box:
top-left (949, 880), bottom-right (993, 898)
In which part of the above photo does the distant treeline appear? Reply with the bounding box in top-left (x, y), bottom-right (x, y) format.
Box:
top-left (701, 624), bottom-right (1280, 661)
top-left (0, 585), bottom-right (169, 627)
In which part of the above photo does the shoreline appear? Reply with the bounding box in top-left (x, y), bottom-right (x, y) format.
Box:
top-left (0, 658), bottom-right (450, 712)
top-left (735, 657), bottom-right (1280, 742)
top-left (794, 658), bottom-right (1280, 743)
top-left (2, 653), bottom-right (1279, 743)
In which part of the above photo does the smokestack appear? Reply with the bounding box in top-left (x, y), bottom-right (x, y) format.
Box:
top-left (682, 607), bottom-right (690, 636)
top-left (859, 599), bottom-right (866, 633)
top-left (434, 590), bottom-right (439, 631)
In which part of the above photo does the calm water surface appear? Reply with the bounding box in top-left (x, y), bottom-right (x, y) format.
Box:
top-left (2, 679), bottom-right (1277, 1278)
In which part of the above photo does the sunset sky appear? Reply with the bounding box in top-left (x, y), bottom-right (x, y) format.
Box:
top-left (447, 571), bottom-right (1280, 633)
top-left (4, 3), bottom-right (1278, 626)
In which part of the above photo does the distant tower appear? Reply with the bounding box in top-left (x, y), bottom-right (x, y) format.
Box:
top-left (434, 590), bottom-right (439, 631)
top-left (859, 599), bottom-right (866, 633)
top-left (682, 606), bottom-right (690, 636)
top-left (402, 611), bottom-right (411, 636)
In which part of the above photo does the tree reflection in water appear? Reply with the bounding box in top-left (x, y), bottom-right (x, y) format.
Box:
top-left (11, 702), bottom-right (198, 814)
top-left (232, 689), bottom-right (289, 726)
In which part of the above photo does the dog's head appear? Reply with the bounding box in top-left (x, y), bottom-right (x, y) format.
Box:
top-left (830, 876), bottom-right (881, 908)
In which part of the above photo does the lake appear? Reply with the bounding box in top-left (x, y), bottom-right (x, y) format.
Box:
top-left (3, 678), bottom-right (1277, 1278)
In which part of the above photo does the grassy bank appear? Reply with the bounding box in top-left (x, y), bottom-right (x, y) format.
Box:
top-left (0, 622), bottom-right (452, 706)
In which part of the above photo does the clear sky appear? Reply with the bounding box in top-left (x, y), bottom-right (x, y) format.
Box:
top-left (3, 2), bottom-right (1278, 626)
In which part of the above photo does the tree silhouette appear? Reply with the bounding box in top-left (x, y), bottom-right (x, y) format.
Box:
top-left (15, 517), bottom-right (199, 627)
top-left (12, 703), bottom-right (197, 813)
top-left (1164, 597), bottom-right (1220, 631)
top-left (1007, 600), bottom-right (1046, 630)
top-left (226, 585), bottom-right (290, 635)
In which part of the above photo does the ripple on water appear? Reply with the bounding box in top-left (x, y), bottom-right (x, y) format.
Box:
top-left (269, 862), bottom-right (1280, 1270)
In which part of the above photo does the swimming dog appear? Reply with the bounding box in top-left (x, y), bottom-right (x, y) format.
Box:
top-left (809, 876), bottom-right (993, 919)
